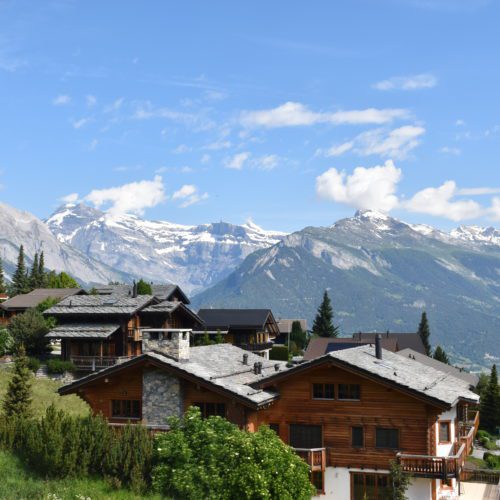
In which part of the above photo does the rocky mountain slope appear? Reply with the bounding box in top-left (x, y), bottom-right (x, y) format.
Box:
top-left (46, 203), bottom-right (286, 294)
top-left (0, 202), bottom-right (131, 285)
top-left (192, 210), bottom-right (500, 369)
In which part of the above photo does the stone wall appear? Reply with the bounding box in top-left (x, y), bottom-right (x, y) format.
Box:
top-left (142, 330), bottom-right (190, 361)
top-left (142, 367), bottom-right (182, 426)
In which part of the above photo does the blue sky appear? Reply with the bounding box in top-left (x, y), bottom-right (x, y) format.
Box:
top-left (0, 0), bottom-right (499, 232)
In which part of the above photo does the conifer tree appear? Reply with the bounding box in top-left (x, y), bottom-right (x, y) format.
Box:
top-left (0, 255), bottom-right (6, 294)
top-left (38, 251), bottom-right (47, 287)
top-left (29, 252), bottom-right (40, 289)
top-left (290, 320), bottom-right (307, 351)
top-left (480, 364), bottom-right (500, 433)
top-left (433, 345), bottom-right (450, 364)
top-left (11, 245), bottom-right (29, 296)
top-left (312, 291), bottom-right (339, 338)
top-left (2, 344), bottom-right (32, 419)
top-left (417, 311), bottom-right (431, 356)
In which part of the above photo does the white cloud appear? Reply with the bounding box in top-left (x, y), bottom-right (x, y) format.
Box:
top-left (53, 94), bottom-right (71, 106)
top-left (316, 160), bottom-right (401, 212)
top-left (490, 197), bottom-right (500, 220)
top-left (88, 138), bottom-right (98, 151)
top-left (86, 95), bottom-right (97, 107)
top-left (455, 119), bottom-right (466, 127)
top-left (240, 102), bottom-right (409, 128)
top-left (458, 187), bottom-right (500, 196)
top-left (322, 126), bottom-right (425, 160)
top-left (225, 152), bottom-right (250, 170)
top-left (201, 154), bottom-right (211, 164)
top-left (104, 98), bottom-right (124, 113)
top-left (173, 144), bottom-right (190, 154)
top-left (85, 176), bottom-right (166, 216)
top-left (73, 117), bottom-right (90, 129)
top-left (404, 181), bottom-right (484, 221)
top-left (172, 184), bottom-right (208, 208)
top-left (254, 154), bottom-right (279, 170)
top-left (439, 146), bottom-right (461, 156)
top-left (61, 193), bottom-right (79, 204)
top-left (322, 142), bottom-right (354, 157)
top-left (373, 73), bottom-right (437, 91)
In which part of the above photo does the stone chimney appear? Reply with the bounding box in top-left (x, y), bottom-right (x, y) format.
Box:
top-left (142, 329), bottom-right (190, 361)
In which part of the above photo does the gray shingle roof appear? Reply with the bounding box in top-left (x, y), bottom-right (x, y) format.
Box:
top-left (60, 343), bottom-right (288, 407)
top-left (92, 284), bottom-right (190, 304)
top-left (327, 345), bottom-right (479, 407)
top-left (303, 337), bottom-right (398, 361)
top-left (46, 323), bottom-right (121, 339)
top-left (352, 332), bottom-right (426, 354)
top-left (397, 348), bottom-right (479, 388)
top-left (197, 309), bottom-right (274, 329)
top-left (141, 301), bottom-right (181, 314)
top-left (0, 288), bottom-right (85, 311)
top-left (44, 294), bottom-right (154, 316)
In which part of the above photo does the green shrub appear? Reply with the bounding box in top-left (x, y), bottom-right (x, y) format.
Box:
top-left (46, 359), bottom-right (75, 374)
top-left (152, 406), bottom-right (315, 500)
top-left (270, 345), bottom-right (289, 361)
top-left (27, 357), bottom-right (41, 373)
top-left (0, 405), bottom-right (154, 492)
top-left (484, 452), bottom-right (500, 469)
top-left (0, 328), bottom-right (13, 356)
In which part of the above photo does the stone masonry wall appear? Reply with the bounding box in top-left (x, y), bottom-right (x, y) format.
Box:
top-left (142, 368), bottom-right (182, 426)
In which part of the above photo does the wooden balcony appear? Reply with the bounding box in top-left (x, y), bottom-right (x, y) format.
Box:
top-left (238, 341), bottom-right (274, 352)
top-left (294, 448), bottom-right (326, 472)
top-left (127, 328), bottom-right (142, 341)
top-left (70, 355), bottom-right (134, 372)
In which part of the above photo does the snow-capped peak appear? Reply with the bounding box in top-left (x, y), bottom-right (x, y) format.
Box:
top-left (354, 209), bottom-right (390, 221)
top-left (451, 225), bottom-right (500, 246)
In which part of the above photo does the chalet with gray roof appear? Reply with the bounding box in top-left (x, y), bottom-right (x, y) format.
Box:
top-left (45, 292), bottom-right (203, 372)
top-left (0, 288), bottom-right (86, 326)
top-left (197, 308), bottom-right (280, 358)
top-left (58, 332), bottom-right (480, 499)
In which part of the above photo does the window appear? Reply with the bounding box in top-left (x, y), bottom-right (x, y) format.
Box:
top-left (269, 423), bottom-right (280, 434)
top-left (375, 428), bottom-right (399, 449)
top-left (352, 426), bottom-right (364, 448)
top-left (149, 332), bottom-right (160, 340)
top-left (352, 473), bottom-right (390, 500)
top-left (439, 421), bottom-right (451, 443)
top-left (289, 424), bottom-right (322, 449)
top-left (193, 402), bottom-right (226, 419)
top-left (312, 383), bottom-right (335, 399)
top-left (111, 399), bottom-right (141, 419)
top-left (338, 384), bottom-right (361, 400)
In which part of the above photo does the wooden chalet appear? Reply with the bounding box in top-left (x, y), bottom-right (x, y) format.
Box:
top-left (45, 287), bottom-right (203, 372)
top-left (58, 333), bottom-right (480, 499)
top-left (197, 308), bottom-right (279, 358)
top-left (0, 288), bottom-right (86, 327)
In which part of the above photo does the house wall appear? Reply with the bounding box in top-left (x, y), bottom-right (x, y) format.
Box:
top-left (436, 407), bottom-right (456, 457)
top-left (250, 364), bottom-right (441, 470)
top-left (313, 467), bottom-right (432, 500)
top-left (142, 367), bottom-right (182, 426)
top-left (77, 365), bottom-right (142, 422)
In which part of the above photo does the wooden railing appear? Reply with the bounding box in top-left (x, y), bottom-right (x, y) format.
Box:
top-left (238, 341), bottom-right (274, 352)
top-left (127, 328), bottom-right (142, 341)
top-left (70, 355), bottom-right (134, 372)
top-left (460, 468), bottom-right (500, 485)
top-left (398, 443), bottom-right (466, 480)
top-left (294, 448), bottom-right (326, 472)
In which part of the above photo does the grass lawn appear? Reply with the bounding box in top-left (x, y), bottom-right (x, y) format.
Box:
top-left (0, 364), bottom-right (89, 417)
top-left (0, 450), bottom-right (161, 500)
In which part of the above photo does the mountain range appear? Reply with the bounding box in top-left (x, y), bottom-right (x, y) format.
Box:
top-left (192, 210), bottom-right (500, 370)
top-left (46, 203), bottom-right (285, 293)
top-left (1, 201), bottom-right (499, 368)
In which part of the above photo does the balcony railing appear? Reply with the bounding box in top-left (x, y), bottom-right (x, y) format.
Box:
top-left (294, 448), bottom-right (326, 472)
top-left (70, 355), bottom-right (134, 372)
top-left (237, 341), bottom-right (274, 352)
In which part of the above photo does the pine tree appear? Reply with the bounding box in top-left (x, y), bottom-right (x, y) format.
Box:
top-left (11, 245), bottom-right (29, 296)
top-left (29, 252), bottom-right (40, 289)
top-left (480, 364), bottom-right (500, 433)
top-left (417, 311), bottom-right (431, 356)
top-left (433, 346), bottom-right (450, 364)
top-left (38, 251), bottom-right (47, 287)
top-left (2, 344), bottom-right (32, 419)
top-left (290, 320), bottom-right (307, 351)
top-left (312, 291), bottom-right (339, 338)
top-left (0, 255), bottom-right (6, 294)
top-left (136, 279), bottom-right (152, 295)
